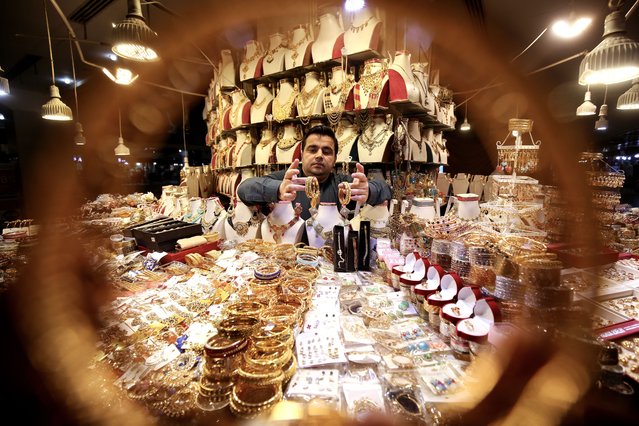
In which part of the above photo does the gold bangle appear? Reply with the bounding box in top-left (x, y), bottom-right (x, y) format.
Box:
top-left (225, 302), bottom-right (265, 318)
top-left (305, 176), bottom-right (320, 209)
top-left (338, 182), bottom-right (351, 205)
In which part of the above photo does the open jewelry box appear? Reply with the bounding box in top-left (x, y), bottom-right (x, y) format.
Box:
top-left (456, 298), bottom-right (502, 344)
top-left (426, 273), bottom-right (462, 307)
top-left (440, 286), bottom-right (482, 326)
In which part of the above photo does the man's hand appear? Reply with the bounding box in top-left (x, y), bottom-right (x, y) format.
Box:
top-left (350, 162), bottom-right (370, 204)
top-left (278, 159), bottom-right (306, 202)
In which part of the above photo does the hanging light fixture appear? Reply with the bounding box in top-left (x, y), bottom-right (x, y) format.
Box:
top-left (578, 2), bottom-right (639, 85)
top-left (595, 86), bottom-right (609, 131)
top-left (114, 107), bottom-right (131, 156)
top-left (0, 67), bottom-right (9, 96)
top-left (68, 35), bottom-right (85, 145)
top-left (617, 78), bottom-right (639, 109)
top-left (460, 100), bottom-right (471, 131)
top-left (551, 15), bottom-right (592, 39)
top-left (41, 0), bottom-right (72, 121)
top-left (576, 85), bottom-right (597, 116)
top-left (112, 0), bottom-right (159, 62)
top-left (102, 67), bottom-right (139, 85)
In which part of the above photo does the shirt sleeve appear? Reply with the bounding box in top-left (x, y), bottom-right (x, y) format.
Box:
top-left (236, 170), bottom-right (286, 205)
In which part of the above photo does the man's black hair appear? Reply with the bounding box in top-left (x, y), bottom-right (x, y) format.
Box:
top-left (301, 125), bottom-right (339, 155)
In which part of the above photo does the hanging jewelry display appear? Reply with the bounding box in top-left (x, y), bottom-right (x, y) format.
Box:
top-left (273, 81), bottom-right (299, 122)
top-left (297, 75), bottom-right (325, 125)
top-left (496, 118), bottom-right (541, 175)
top-left (324, 57), bottom-right (354, 129)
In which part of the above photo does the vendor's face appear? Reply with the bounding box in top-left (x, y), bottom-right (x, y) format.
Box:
top-left (301, 134), bottom-right (336, 182)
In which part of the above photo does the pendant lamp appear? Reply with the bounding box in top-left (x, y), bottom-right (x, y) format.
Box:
top-left (578, 4), bottom-right (639, 85)
top-left (617, 78), bottom-right (639, 110)
top-left (112, 0), bottom-right (159, 62)
top-left (460, 100), bottom-right (471, 131)
top-left (576, 86), bottom-right (597, 116)
top-left (595, 86), bottom-right (609, 131)
top-left (0, 67), bottom-right (9, 96)
top-left (115, 108), bottom-right (131, 156)
top-left (41, 0), bottom-right (72, 121)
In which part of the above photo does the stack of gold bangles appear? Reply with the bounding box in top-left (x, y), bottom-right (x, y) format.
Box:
top-left (305, 176), bottom-right (320, 209)
top-left (338, 182), bottom-right (351, 206)
top-left (229, 382), bottom-right (283, 419)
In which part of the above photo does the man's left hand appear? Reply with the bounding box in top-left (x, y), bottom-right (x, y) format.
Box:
top-left (350, 162), bottom-right (369, 204)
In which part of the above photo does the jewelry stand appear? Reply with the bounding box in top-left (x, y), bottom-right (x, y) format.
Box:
top-left (451, 173), bottom-right (470, 195)
top-left (285, 25), bottom-right (313, 69)
top-left (224, 200), bottom-right (261, 242)
top-left (234, 130), bottom-right (253, 167)
top-left (358, 114), bottom-right (393, 163)
top-left (410, 197), bottom-right (436, 220)
top-left (276, 123), bottom-right (303, 164)
top-left (262, 202), bottom-right (305, 244)
top-left (219, 49), bottom-right (236, 89)
top-left (351, 203), bottom-right (389, 232)
top-left (239, 40), bottom-right (264, 82)
top-left (250, 84), bottom-right (274, 124)
top-left (202, 197), bottom-right (226, 236)
top-left (403, 118), bottom-right (427, 162)
top-left (224, 135), bottom-right (236, 167)
top-left (312, 12), bottom-right (344, 62)
top-left (325, 66), bottom-right (355, 129)
top-left (273, 79), bottom-right (299, 122)
top-left (469, 175), bottom-right (488, 201)
top-left (262, 33), bottom-right (286, 76)
top-left (175, 196), bottom-right (190, 220)
top-left (297, 71), bottom-right (326, 123)
top-left (336, 118), bottom-right (360, 163)
top-left (255, 128), bottom-right (278, 165)
top-left (436, 173), bottom-right (450, 199)
top-left (186, 197), bottom-right (205, 223)
top-left (422, 127), bottom-right (438, 163)
top-left (229, 90), bottom-right (252, 128)
top-left (306, 202), bottom-right (348, 248)
top-left (354, 58), bottom-right (389, 109)
top-left (411, 62), bottom-right (431, 109)
top-left (187, 168), bottom-right (200, 197)
top-left (388, 50), bottom-right (420, 104)
top-left (199, 165), bottom-right (212, 197)
top-left (343, 5), bottom-right (382, 54)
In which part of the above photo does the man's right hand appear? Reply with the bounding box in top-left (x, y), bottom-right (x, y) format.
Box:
top-left (278, 159), bottom-right (306, 202)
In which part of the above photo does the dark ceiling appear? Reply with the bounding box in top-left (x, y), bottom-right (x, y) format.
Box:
top-left (0, 0), bottom-right (638, 153)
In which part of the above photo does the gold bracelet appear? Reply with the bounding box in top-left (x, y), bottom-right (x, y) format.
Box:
top-left (338, 182), bottom-right (351, 205)
top-left (305, 176), bottom-right (320, 209)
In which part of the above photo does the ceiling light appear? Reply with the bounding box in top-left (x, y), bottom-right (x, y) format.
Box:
top-left (617, 78), bottom-right (639, 109)
top-left (344, 0), bottom-right (365, 12)
top-left (0, 67), bottom-right (9, 96)
top-left (579, 8), bottom-right (639, 85)
top-left (576, 88), bottom-right (597, 116)
top-left (74, 122), bottom-right (86, 145)
top-left (112, 0), bottom-right (159, 62)
top-left (41, 1), bottom-right (72, 121)
top-left (42, 85), bottom-right (73, 121)
top-left (595, 104), bottom-right (609, 131)
top-left (0, 113), bottom-right (5, 120)
top-left (102, 67), bottom-right (139, 85)
top-left (552, 17), bottom-right (592, 38)
top-left (115, 108), bottom-right (130, 156)
top-left (460, 118), bottom-right (471, 131)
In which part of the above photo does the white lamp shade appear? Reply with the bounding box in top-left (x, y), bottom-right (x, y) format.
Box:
top-left (74, 122), bottom-right (86, 145)
top-left (617, 79), bottom-right (639, 110)
top-left (579, 11), bottom-right (639, 85)
top-left (114, 136), bottom-right (130, 156)
top-left (0, 76), bottom-right (9, 96)
top-left (576, 90), bottom-right (597, 116)
top-left (111, 0), bottom-right (159, 62)
top-left (42, 85), bottom-right (73, 121)
top-left (460, 118), bottom-right (471, 131)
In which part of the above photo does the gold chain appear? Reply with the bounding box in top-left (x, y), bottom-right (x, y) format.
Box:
top-left (350, 16), bottom-right (375, 33)
top-left (297, 83), bottom-right (323, 118)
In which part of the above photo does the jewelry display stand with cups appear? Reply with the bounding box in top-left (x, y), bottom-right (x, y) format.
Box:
top-left (388, 50), bottom-right (421, 104)
top-left (255, 126), bottom-right (278, 165)
top-left (250, 84), bottom-right (274, 124)
top-left (456, 298), bottom-right (502, 359)
top-left (354, 59), bottom-right (389, 109)
top-left (454, 193), bottom-right (480, 220)
top-left (440, 286), bottom-right (482, 360)
top-left (358, 113), bottom-right (393, 163)
top-left (297, 71), bottom-right (326, 124)
top-left (224, 199), bottom-right (262, 242)
top-left (233, 130), bottom-right (253, 167)
top-left (276, 123), bottom-right (303, 164)
top-left (343, 4), bottom-right (382, 55)
top-left (239, 39), bottom-right (264, 82)
top-left (219, 49), bottom-right (236, 89)
top-left (261, 202), bottom-right (305, 244)
top-left (285, 24), bottom-right (313, 69)
top-left (273, 79), bottom-right (299, 123)
top-left (229, 89), bottom-right (252, 129)
top-left (306, 202), bottom-right (348, 248)
top-left (312, 11), bottom-right (344, 62)
top-left (262, 32), bottom-right (287, 75)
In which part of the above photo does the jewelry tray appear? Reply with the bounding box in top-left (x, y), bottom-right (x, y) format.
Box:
top-left (128, 218), bottom-right (203, 252)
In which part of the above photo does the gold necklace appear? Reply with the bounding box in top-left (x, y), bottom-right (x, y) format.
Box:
top-left (324, 80), bottom-right (353, 127)
top-left (259, 135), bottom-right (276, 147)
top-left (265, 45), bottom-right (282, 64)
top-left (277, 134), bottom-right (301, 150)
top-left (297, 83), bottom-right (323, 118)
top-left (288, 34), bottom-right (309, 66)
top-left (231, 99), bottom-right (247, 125)
top-left (338, 131), bottom-right (358, 153)
top-left (252, 93), bottom-right (271, 110)
top-left (350, 16), bottom-right (375, 33)
top-left (360, 123), bottom-right (389, 155)
top-left (358, 67), bottom-right (387, 108)
top-left (273, 87), bottom-right (298, 122)
top-left (241, 48), bottom-right (263, 73)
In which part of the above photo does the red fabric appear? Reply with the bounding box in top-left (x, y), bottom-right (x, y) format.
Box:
top-left (378, 80), bottom-right (390, 107)
top-left (345, 87), bottom-right (355, 111)
top-left (332, 33), bottom-right (345, 59)
top-left (241, 102), bottom-right (251, 125)
top-left (254, 57), bottom-right (264, 78)
top-left (388, 69), bottom-right (408, 102)
top-left (155, 241), bottom-right (220, 264)
top-left (223, 109), bottom-right (231, 130)
top-left (302, 43), bottom-right (313, 66)
top-left (293, 142), bottom-right (302, 162)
